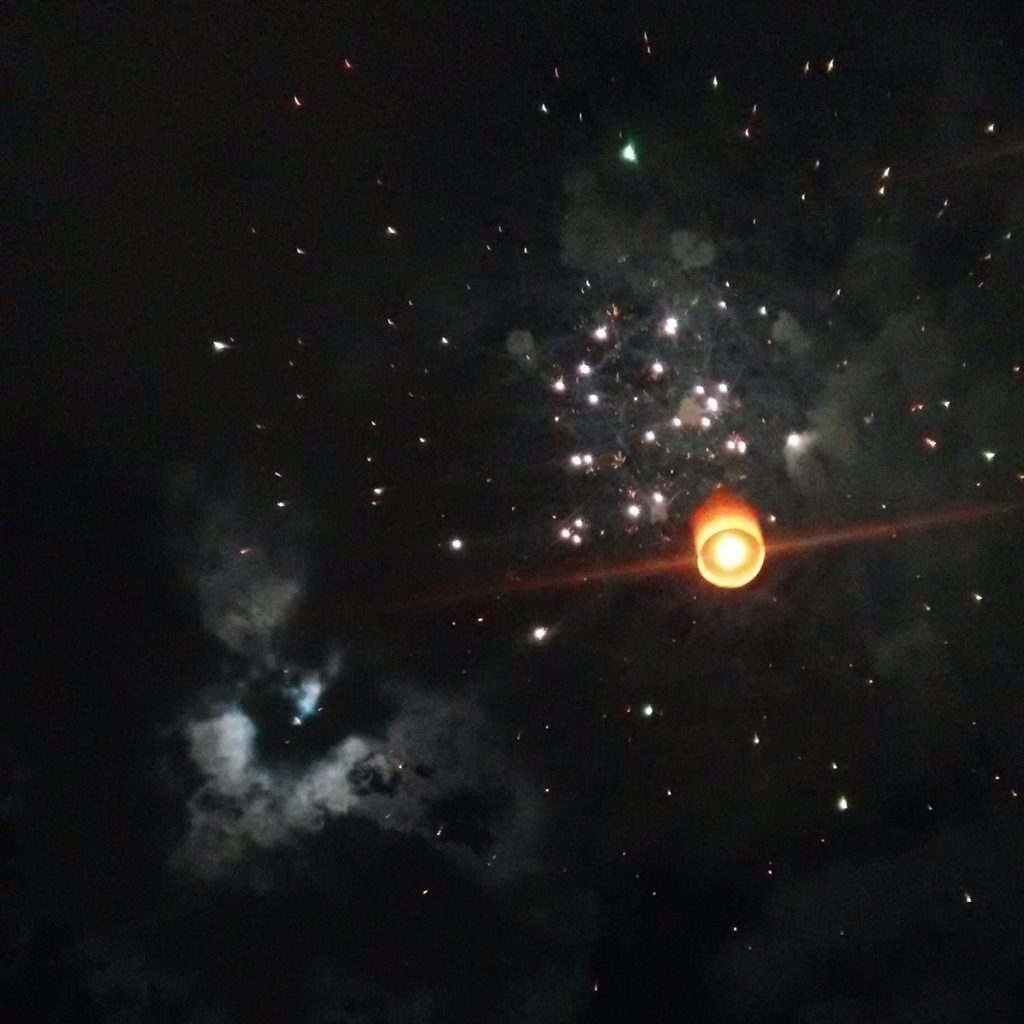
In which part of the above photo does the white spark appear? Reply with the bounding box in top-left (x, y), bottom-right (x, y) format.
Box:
top-left (532, 626), bottom-right (549, 641)
top-left (212, 340), bottom-right (230, 352)
top-left (449, 538), bottom-right (463, 551)
top-left (553, 378), bottom-right (566, 393)
top-left (661, 316), bottom-right (679, 336)
top-left (981, 451), bottom-right (996, 462)
top-left (837, 795), bottom-right (849, 811)
top-left (386, 225), bottom-right (398, 235)
top-left (651, 361), bottom-right (664, 376)
top-left (642, 703), bottom-right (654, 717)
top-left (577, 361), bottom-right (592, 376)
top-left (593, 326), bottom-right (609, 341)
top-left (705, 397), bottom-right (719, 412)
top-left (652, 491), bottom-right (665, 504)
top-left (627, 504), bottom-right (642, 519)
top-left (587, 393), bottom-right (600, 405)
top-left (644, 429), bottom-right (656, 442)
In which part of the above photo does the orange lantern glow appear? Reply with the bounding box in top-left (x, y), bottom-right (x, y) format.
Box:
top-left (691, 485), bottom-right (765, 588)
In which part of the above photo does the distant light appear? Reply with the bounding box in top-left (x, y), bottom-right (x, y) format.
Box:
top-left (574, 518), bottom-right (584, 528)
top-left (620, 142), bottom-right (637, 163)
top-left (582, 453), bottom-right (593, 465)
top-left (972, 592), bottom-right (983, 602)
top-left (786, 432), bottom-right (805, 450)
top-left (700, 416), bottom-right (711, 428)
top-left (752, 732), bottom-right (760, 745)
top-left (662, 316), bottom-right (679, 336)
top-left (981, 451), bottom-right (996, 462)
top-left (553, 378), bottom-right (566, 392)
top-left (985, 122), bottom-right (996, 134)
top-left (577, 361), bottom-right (592, 376)
top-left (570, 454), bottom-right (583, 467)
top-left (627, 504), bottom-right (642, 519)
top-left (644, 430), bottom-right (656, 442)
top-left (593, 325), bottom-right (609, 341)
top-left (718, 382), bottom-right (728, 394)
top-left (532, 626), bottom-right (549, 641)
top-left (449, 538), bottom-right (463, 551)
top-left (711, 75), bottom-right (719, 89)
top-left (924, 437), bottom-right (938, 449)
top-left (837, 795), bottom-right (849, 811)
top-left (642, 703), bottom-right (654, 717)
top-left (440, 336), bottom-right (450, 345)
top-left (706, 397), bottom-right (719, 412)
top-left (212, 340), bottom-right (230, 352)
top-left (758, 305), bottom-right (768, 316)
top-left (587, 393), bottom-right (600, 405)
top-left (651, 361), bottom-right (664, 376)
top-left (671, 417), bottom-right (682, 427)
top-left (386, 225), bottom-right (398, 235)
top-left (559, 527), bottom-right (572, 539)
top-left (652, 491), bottom-right (665, 504)
top-left (694, 384), bottom-right (706, 395)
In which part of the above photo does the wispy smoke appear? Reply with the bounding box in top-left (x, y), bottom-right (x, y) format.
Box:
top-left (174, 686), bottom-right (537, 881)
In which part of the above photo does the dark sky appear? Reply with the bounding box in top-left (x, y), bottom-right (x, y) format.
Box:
top-left (6, 3), bottom-right (1024, 1022)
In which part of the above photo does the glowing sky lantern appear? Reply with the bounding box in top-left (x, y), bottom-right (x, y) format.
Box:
top-left (691, 485), bottom-right (765, 588)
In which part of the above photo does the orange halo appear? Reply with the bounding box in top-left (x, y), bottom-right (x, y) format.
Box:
top-left (691, 485), bottom-right (765, 588)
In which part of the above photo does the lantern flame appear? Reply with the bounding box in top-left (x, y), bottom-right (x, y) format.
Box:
top-left (691, 485), bottom-right (765, 588)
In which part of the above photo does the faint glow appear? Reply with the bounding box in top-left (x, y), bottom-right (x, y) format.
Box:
top-left (449, 538), bottom-right (463, 551)
top-left (662, 316), bottom-right (679, 336)
top-left (964, 891), bottom-right (973, 904)
top-left (985, 122), bottom-right (996, 134)
top-left (711, 75), bottom-right (719, 89)
top-left (626, 504), bottom-right (642, 519)
top-left (620, 142), bottom-right (637, 163)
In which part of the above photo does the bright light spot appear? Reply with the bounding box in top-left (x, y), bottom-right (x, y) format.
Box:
top-left (372, 487), bottom-right (384, 495)
top-left (758, 305), bottom-right (768, 316)
top-left (694, 384), bottom-right (706, 395)
top-left (671, 417), bottom-right (682, 427)
top-left (570, 454), bottom-right (583, 467)
top-left (386, 225), bottom-right (398, 235)
top-left (718, 382), bottom-right (728, 394)
top-left (571, 534), bottom-right (582, 545)
top-left (212, 340), bottom-right (230, 352)
top-left (711, 75), bottom-right (719, 89)
top-left (559, 527), bottom-right (572, 539)
top-left (717, 299), bottom-right (727, 310)
top-left (713, 533), bottom-right (748, 571)
top-left (924, 436), bottom-right (938, 449)
top-left (972, 592), bottom-right (983, 602)
top-left (752, 732), bottom-right (760, 745)
top-left (644, 430), bottom-right (656, 442)
top-left (837, 795), bottom-right (849, 811)
top-left (620, 142), bottom-right (637, 163)
top-left (627, 504), bottom-right (642, 519)
top-left (449, 538), bottom-right (463, 551)
top-left (652, 491), bottom-right (665, 504)
top-left (587, 393), bottom-right (599, 405)
top-left (651, 361), bottom-right (664, 376)
top-left (582, 453), bottom-right (593, 465)
top-left (642, 704), bottom-right (654, 717)
top-left (578, 361), bottom-right (592, 376)
top-left (964, 891), bottom-right (973, 903)
top-left (706, 397), bottom-right (719, 412)
top-left (593, 326), bottom-right (609, 341)
top-left (662, 316), bottom-right (679, 336)
top-left (532, 626), bottom-right (549, 641)
top-left (700, 416), bottom-right (711, 428)
top-left (982, 451), bottom-right (996, 462)
top-left (553, 378), bottom-right (566, 393)
top-left (985, 122), bottom-right (996, 134)
top-left (440, 336), bottom-right (450, 345)
top-left (786, 432), bottom-right (805, 449)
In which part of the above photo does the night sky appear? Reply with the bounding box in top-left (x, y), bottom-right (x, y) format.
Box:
top-left (6, 3), bottom-right (1024, 1022)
